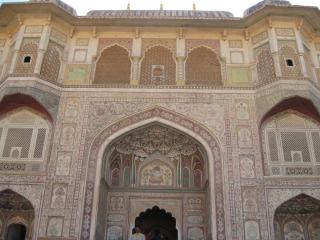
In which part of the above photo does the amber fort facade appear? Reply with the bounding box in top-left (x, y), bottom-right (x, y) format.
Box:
top-left (0, 0), bottom-right (319, 239)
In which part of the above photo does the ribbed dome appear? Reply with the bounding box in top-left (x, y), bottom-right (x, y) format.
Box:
top-left (244, 0), bottom-right (291, 16)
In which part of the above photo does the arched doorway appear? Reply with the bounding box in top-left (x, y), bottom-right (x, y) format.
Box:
top-left (6, 224), bottom-right (26, 240)
top-left (274, 194), bottom-right (320, 240)
top-left (0, 189), bottom-right (34, 240)
top-left (95, 122), bottom-right (211, 240)
top-left (135, 206), bottom-right (177, 240)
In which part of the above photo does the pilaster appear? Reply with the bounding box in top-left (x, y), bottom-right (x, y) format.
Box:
top-left (295, 29), bottom-right (308, 78)
top-left (130, 37), bottom-right (142, 85)
top-left (34, 25), bottom-right (51, 74)
top-left (176, 38), bottom-right (186, 86)
top-left (268, 28), bottom-right (282, 77)
top-left (8, 25), bottom-right (25, 74)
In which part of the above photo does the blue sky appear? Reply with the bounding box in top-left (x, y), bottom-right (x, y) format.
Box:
top-left (0, 0), bottom-right (319, 17)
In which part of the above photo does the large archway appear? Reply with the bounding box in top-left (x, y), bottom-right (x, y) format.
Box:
top-left (274, 194), bottom-right (320, 240)
top-left (97, 123), bottom-right (210, 240)
top-left (81, 107), bottom-right (225, 240)
top-left (135, 206), bottom-right (178, 240)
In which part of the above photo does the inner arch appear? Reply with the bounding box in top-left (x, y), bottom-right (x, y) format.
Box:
top-left (103, 123), bottom-right (208, 189)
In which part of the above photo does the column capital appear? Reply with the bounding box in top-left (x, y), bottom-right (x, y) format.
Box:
top-left (131, 56), bottom-right (142, 61)
top-left (176, 56), bottom-right (186, 61)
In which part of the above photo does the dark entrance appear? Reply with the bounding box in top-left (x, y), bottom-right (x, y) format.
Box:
top-left (6, 224), bottom-right (26, 240)
top-left (135, 206), bottom-right (178, 240)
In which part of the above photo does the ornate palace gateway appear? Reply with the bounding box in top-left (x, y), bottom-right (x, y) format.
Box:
top-left (0, 0), bottom-right (319, 239)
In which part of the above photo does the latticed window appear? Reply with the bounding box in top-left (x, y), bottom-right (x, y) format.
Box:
top-left (0, 110), bottom-right (50, 162)
top-left (263, 111), bottom-right (320, 176)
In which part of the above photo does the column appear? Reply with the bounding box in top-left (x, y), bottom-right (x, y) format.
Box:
top-left (176, 38), bottom-right (186, 85)
top-left (130, 37), bottom-right (142, 85)
top-left (295, 29), bottom-right (308, 78)
top-left (8, 25), bottom-right (25, 74)
top-left (131, 56), bottom-right (141, 85)
top-left (34, 25), bottom-right (51, 74)
top-left (268, 28), bottom-right (282, 77)
top-left (220, 39), bottom-right (228, 83)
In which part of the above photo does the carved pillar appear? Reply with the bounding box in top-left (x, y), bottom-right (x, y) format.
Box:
top-left (268, 28), bottom-right (282, 77)
top-left (176, 56), bottom-right (186, 85)
top-left (295, 29), bottom-right (308, 78)
top-left (131, 37), bottom-right (142, 85)
top-left (34, 25), bottom-right (51, 74)
top-left (130, 56), bottom-right (141, 85)
top-left (220, 39), bottom-right (228, 84)
top-left (8, 25), bottom-right (25, 74)
top-left (176, 38), bottom-right (186, 85)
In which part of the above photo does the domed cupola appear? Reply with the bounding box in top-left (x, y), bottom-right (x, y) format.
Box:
top-left (30, 0), bottom-right (77, 16)
top-left (244, 0), bottom-right (291, 16)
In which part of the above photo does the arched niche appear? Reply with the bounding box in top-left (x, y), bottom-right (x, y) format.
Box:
top-left (94, 45), bottom-right (131, 85)
top-left (0, 189), bottom-right (35, 240)
top-left (0, 94), bottom-right (53, 174)
top-left (273, 194), bottom-right (320, 240)
top-left (140, 46), bottom-right (176, 85)
top-left (186, 46), bottom-right (222, 86)
top-left (260, 96), bottom-right (320, 177)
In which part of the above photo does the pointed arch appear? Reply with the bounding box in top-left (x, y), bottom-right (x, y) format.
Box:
top-left (260, 96), bottom-right (320, 127)
top-left (0, 93), bottom-right (53, 122)
top-left (0, 189), bottom-right (35, 240)
top-left (82, 106), bottom-right (225, 240)
top-left (94, 45), bottom-right (131, 85)
top-left (186, 46), bottom-right (222, 86)
top-left (273, 194), bottom-right (320, 240)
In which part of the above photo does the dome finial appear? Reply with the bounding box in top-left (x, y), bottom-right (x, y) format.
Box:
top-left (193, 2), bottom-right (196, 11)
top-left (127, 1), bottom-right (130, 10)
top-left (160, 1), bottom-right (164, 11)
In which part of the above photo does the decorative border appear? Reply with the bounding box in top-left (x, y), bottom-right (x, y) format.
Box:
top-left (80, 107), bottom-right (226, 240)
top-left (185, 39), bottom-right (220, 55)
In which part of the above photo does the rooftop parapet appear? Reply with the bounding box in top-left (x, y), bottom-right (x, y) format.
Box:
top-left (86, 10), bottom-right (234, 19)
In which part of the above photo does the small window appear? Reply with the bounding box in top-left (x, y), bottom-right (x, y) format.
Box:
top-left (152, 65), bottom-right (164, 78)
top-left (286, 59), bottom-right (294, 67)
top-left (23, 56), bottom-right (32, 63)
top-left (291, 151), bottom-right (303, 162)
